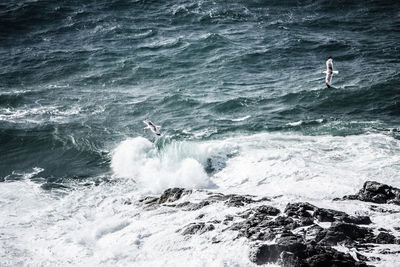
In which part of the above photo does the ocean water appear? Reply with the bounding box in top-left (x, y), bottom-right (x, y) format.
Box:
top-left (1, 0), bottom-right (400, 266)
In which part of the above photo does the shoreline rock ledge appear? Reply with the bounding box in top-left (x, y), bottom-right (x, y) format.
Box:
top-left (137, 181), bottom-right (400, 267)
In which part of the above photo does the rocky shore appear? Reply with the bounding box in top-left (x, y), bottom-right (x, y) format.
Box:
top-left (136, 181), bottom-right (400, 266)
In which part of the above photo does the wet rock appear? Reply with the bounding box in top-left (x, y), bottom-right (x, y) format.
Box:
top-left (253, 205), bottom-right (281, 216)
top-left (250, 235), bottom-right (369, 267)
top-left (304, 225), bottom-right (324, 241)
top-left (138, 196), bottom-right (158, 206)
top-left (375, 232), bottom-right (396, 244)
top-left (229, 205), bottom-right (281, 240)
top-left (343, 215), bottom-right (372, 225)
top-left (343, 181), bottom-right (400, 204)
top-left (379, 248), bottom-right (400, 254)
top-left (140, 187), bottom-right (397, 266)
top-left (316, 222), bottom-right (374, 246)
top-left (180, 222), bottom-right (215, 235)
top-left (249, 233), bottom-right (306, 264)
top-left (314, 208), bottom-right (348, 222)
top-left (369, 205), bottom-right (400, 214)
top-left (196, 214), bottom-right (205, 219)
top-left (264, 216), bottom-right (298, 230)
top-left (224, 194), bottom-right (256, 207)
top-left (249, 243), bottom-right (281, 264)
top-left (279, 251), bottom-right (304, 267)
top-left (158, 188), bottom-right (191, 204)
top-left (284, 202), bottom-right (316, 218)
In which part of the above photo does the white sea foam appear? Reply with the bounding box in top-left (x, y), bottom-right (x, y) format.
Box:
top-left (111, 137), bottom-right (224, 193)
top-left (110, 132), bottom-right (400, 198)
top-left (0, 105), bottom-right (81, 123)
top-left (231, 115), bottom-right (251, 122)
top-left (2, 132), bottom-right (400, 266)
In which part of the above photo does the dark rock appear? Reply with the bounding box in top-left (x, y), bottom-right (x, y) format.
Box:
top-left (279, 251), bottom-right (304, 267)
top-left (180, 222), bottom-right (215, 235)
top-left (343, 215), bottom-right (372, 225)
top-left (343, 181), bottom-right (400, 205)
top-left (277, 233), bottom-right (307, 257)
top-left (300, 217), bottom-right (315, 226)
top-left (138, 196), bottom-right (158, 205)
top-left (229, 205), bottom-right (282, 240)
top-left (225, 194), bottom-right (255, 207)
top-left (224, 215), bottom-right (234, 221)
top-left (184, 200), bottom-right (211, 210)
top-left (249, 243), bottom-right (281, 264)
top-left (250, 234), bottom-right (306, 265)
top-left (196, 214), bottom-right (205, 219)
top-left (375, 232), bottom-right (396, 244)
top-left (122, 199), bottom-right (132, 205)
top-left (316, 222), bottom-right (373, 246)
top-left (250, 235), bottom-right (369, 267)
top-left (379, 248), bottom-right (400, 254)
top-left (211, 236), bottom-right (221, 243)
top-left (165, 201), bottom-right (192, 208)
top-left (369, 205), bottom-right (400, 214)
top-left (264, 216), bottom-right (299, 230)
top-left (355, 252), bottom-right (369, 261)
top-left (304, 225), bottom-right (324, 241)
top-left (253, 205), bottom-right (281, 216)
top-left (285, 202), bottom-right (316, 218)
top-left (313, 208), bottom-right (371, 225)
top-left (314, 208), bottom-right (348, 222)
top-left (158, 188), bottom-right (191, 204)
top-left (249, 228), bottom-right (276, 241)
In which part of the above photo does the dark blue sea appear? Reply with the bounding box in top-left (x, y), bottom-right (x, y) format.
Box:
top-left (1, 0), bottom-right (400, 265)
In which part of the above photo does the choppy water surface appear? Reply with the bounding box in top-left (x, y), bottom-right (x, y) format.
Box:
top-left (1, 0), bottom-right (400, 266)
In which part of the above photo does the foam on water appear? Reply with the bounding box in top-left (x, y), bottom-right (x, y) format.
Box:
top-left (111, 137), bottom-right (226, 193)
top-left (111, 132), bottom-right (400, 199)
top-left (2, 132), bottom-right (400, 266)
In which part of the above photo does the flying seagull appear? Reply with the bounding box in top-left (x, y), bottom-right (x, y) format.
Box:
top-left (323, 56), bottom-right (338, 88)
top-left (143, 119), bottom-right (161, 136)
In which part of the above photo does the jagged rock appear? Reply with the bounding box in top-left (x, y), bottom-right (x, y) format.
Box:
top-left (343, 215), bottom-right (372, 225)
top-left (253, 205), bottom-right (281, 216)
top-left (138, 196), bottom-right (158, 205)
top-left (279, 251), bottom-right (304, 267)
top-left (369, 205), bottom-right (400, 214)
top-left (250, 235), bottom-right (369, 266)
top-left (180, 222), bottom-right (215, 235)
top-left (264, 216), bottom-right (299, 230)
top-left (304, 225), bottom-right (324, 241)
top-left (314, 208), bottom-right (348, 222)
top-left (158, 188), bottom-right (192, 204)
top-left (376, 232), bottom-right (396, 244)
top-left (379, 248), bottom-right (400, 254)
top-left (229, 205), bottom-right (281, 240)
top-left (224, 194), bottom-right (255, 207)
top-left (342, 181), bottom-right (400, 204)
top-left (316, 222), bottom-right (374, 246)
top-left (285, 202), bottom-right (316, 218)
top-left (139, 186), bottom-right (400, 266)
top-left (314, 208), bottom-right (372, 225)
top-left (196, 214), bottom-right (205, 219)
top-left (249, 233), bottom-right (306, 265)
top-left (285, 203), bottom-right (372, 225)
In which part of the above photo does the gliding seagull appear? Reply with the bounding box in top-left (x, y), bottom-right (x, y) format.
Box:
top-left (324, 56), bottom-right (338, 88)
top-left (143, 119), bottom-right (161, 136)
